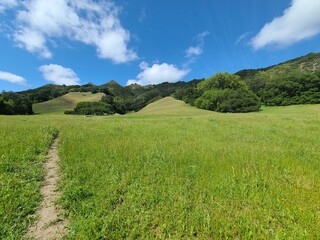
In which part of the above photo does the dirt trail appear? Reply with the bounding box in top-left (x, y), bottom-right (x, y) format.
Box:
top-left (27, 137), bottom-right (68, 240)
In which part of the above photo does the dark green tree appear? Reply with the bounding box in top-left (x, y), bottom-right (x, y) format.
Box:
top-left (194, 73), bottom-right (261, 113)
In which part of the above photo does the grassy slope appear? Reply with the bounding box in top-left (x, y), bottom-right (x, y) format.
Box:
top-left (138, 96), bottom-right (210, 115)
top-left (33, 92), bottom-right (105, 114)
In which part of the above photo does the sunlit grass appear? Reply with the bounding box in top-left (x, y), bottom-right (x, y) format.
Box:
top-left (0, 116), bottom-right (57, 239)
top-left (58, 101), bottom-right (320, 239)
top-left (1, 99), bottom-right (319, 239)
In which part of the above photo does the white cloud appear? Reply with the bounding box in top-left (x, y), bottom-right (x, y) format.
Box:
top-left (10, 0), bottom-right (137, 63)
top-left (14, 29), bottom-right (52, 58)
top-left (251, 0), bottom-right (320, 49)
top-left (186, 46), bottom-right (202, 57)
top-left (39, 64), bottom-right (80, 85)
top-left (185, 31), bottom-right (209, 58)
top-left (127, 62), bottom-right (190, 86)
top-left (0, 71), bottom-right (27, 85)
top-left (0, 0), bottom-right (18, 12)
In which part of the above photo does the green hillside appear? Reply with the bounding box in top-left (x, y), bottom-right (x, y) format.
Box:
top-left (33, 92), bottom-right (105, 114)
top-left (234, 53), bottom-right (320, 106)
top-left (1, 52), bottom-right (318, 116)
top-left (138, 97), bottom-right (210, 115)
top-left (236, 52), bottom-right (320, 80)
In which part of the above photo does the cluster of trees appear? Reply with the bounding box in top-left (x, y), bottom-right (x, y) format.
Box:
top-left (0, 92), bottom-right (33, 115)
top-left (65, 102), bottom-right (115, 115)
top-left (176, 73), bottom-right (261, 113)
top-left (250, 73), bottom-right (320, 106)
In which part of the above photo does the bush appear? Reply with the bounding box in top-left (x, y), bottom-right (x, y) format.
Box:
top-left (66, 102), bottom-right (115, 115)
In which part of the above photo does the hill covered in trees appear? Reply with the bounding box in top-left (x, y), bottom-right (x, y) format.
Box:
top-left (0, 79), bottom-right (201, 115)
top-left (1, 52), bottom-right (320, 115)
top-left (236, 52), bottom-right (320, 106)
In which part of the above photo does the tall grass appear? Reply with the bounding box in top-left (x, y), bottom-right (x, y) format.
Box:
top-left (57, 104), bottom-right (320, 239)
top-left (1, 102), bottom-right (319, 239)
top-left (0, 116), bottom-right (57, 239)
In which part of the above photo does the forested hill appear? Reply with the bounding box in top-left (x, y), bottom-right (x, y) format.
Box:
top-left (16, 79), bottom-right (201, 104)
top-left (236, 52), bottom-right (320, 80)
top-left (234, 52), bottom-right (320, 106)
top-left (14, 52), bottom-right (320, 105)
top-left (1, 52), bottom-right (319, 115)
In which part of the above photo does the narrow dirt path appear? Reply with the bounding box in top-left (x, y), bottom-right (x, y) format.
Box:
top-left (27, 137), bottom-right (68, 240)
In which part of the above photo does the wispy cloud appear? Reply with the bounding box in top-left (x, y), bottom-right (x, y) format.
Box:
top-left (127, 61), bottom-right (190, 86)
top-left (39, 64), bottom-right (80, 85)
top-left (236, 32), bottom-right (252, 45)
top-left (251, 0), bottom-right (320, 49)
top-left (7, 0), bottom-right (137, 63)
top-left (185, 31), bottom-right (209, 58)
top-left (139, 6), bottom-right (146, 22)
top-left (186, 46), bottom-right (203, 58)
top-left (0, 71), bottom-right (27, 85)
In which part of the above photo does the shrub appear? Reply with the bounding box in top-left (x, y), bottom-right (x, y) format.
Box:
top-left (66, 102), bottom-right (115, 115)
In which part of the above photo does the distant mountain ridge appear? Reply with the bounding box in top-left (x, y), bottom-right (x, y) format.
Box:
top-left (1, 51), bottom-right (319, 115)
top-left (18, 52), bottom-right (320, 102)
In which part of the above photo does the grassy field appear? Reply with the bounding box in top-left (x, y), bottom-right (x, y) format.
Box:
top-left (0, 117), bottom-right (57, 239)
top-left (1, 98), bottom-right (319, 239)
top-left (33, 92), bottom-right (105, 114)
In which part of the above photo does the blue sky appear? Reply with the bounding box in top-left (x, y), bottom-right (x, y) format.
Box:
top-left (1, 0), bottom-right (320, 92)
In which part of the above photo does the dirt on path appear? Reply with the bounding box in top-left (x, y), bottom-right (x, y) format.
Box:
top-left (27, 137), bottom-right (68, 240)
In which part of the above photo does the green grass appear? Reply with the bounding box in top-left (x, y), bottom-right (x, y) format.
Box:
top-left (33, 92), bottom-right (105, 114)
top-left (58, 99), bottom-right (320, 239)
top-left (0, 117), bottom-right (57, 239)
top-left (1, 98), bottom-right (319, 239)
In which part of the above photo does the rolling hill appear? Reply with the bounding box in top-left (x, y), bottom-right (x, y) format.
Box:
top-left (1, 51), bottom-right (318, 116)
top-left (138, 96), bottom-right (210, 115)
top-left (33, 92), bottom-right (105, 114)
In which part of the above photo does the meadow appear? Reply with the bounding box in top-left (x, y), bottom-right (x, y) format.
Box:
top-left (0, 117), bottom-right (57, 239)
top-left (1, 98), bottom-right (319, 239)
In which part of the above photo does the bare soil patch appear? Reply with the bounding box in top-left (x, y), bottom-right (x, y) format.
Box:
top-left (27, 138), bottom-right (68, 240)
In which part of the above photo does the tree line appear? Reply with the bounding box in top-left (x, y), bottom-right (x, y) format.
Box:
top-left (1, 52), bottom-right (320, 115)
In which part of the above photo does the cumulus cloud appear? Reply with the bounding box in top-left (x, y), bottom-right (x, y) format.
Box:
top-left (0, 71), bottom-right (27, 85)
top-left (185, 31), bottom-right (209, 58)
top-left (127, 61), bottom-right (190, 86)
top-left (0, 0), bottom-right (18, 12)
top-left (251, 0), bottom-right (320, 49)
top-left (39, 64), bottom-right (80, 85)
top-left (10, 0), bottom-right (137, 63)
